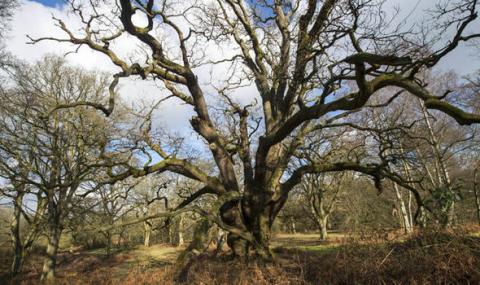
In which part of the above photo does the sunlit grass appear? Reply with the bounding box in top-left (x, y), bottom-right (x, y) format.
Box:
top-left (297, 244), bottom-right (339, 253)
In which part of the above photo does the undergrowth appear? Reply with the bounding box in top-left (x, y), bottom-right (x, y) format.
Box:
top-left (5, 229), bottom-right (480, 285)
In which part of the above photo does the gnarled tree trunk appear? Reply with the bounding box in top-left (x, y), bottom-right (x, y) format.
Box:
top-left (218, 189), bottom-right (280, 260)
top-left (241, 188), bottom-right (280, 260)
top-left (247, 210), bottom-right (275, 260)
top-left (214, 229), bottom-right (226, 256)
top-left (220, 201), bottom-right (250, 258)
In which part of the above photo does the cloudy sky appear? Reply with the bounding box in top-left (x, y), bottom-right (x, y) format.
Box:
top-left (9, 0), bottom-right (479, 70)
top-left (5, 0), bottom-right (480, 134)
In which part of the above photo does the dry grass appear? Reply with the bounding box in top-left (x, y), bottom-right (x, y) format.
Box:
top-left (159, 230), bottom-right (480, 285)
top-left (3, 228), bottom-right (480, 284)
top-left (6, 244), bottom-right (186, 284)
top-left (295, 230), bottom-right (480, 284)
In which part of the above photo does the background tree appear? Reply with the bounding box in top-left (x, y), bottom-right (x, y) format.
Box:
top-left (130, 176), bottom-right (169, 247)
top-left (299, 173), bottom-right (346, 240)
top-left (0, 0), bottom-right (18, 69)
top-left (0, 56), bottom-right (126, 281)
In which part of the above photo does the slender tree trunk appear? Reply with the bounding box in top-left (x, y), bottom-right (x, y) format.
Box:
top-left (143, 221), bottom-right (152, 247)
top-left (165, 222), bottom-right (172, 244)
top-left (11, 196), bottom-right (47, 278)
top-left (419, 100), bottom-right (455, 227)
top-left (400, 155), bottom-right (414, 230)
top-left (101, 230), bottom-right (113, 256)
top-left (393, 182), bottom-right (413, 234)
top-left (400, 151), bottom-right (427, 228)
top-left (290, 217), bottom-right (297, 235)
top-left (446, 202), bottom-right (455, 227)
top-left (177, 214), bottom-right (184, 247)
top-left (11, 249), bottom-right (24, 279)
top-left (474, 169), bottom-right (480, 225)
top-left (40, 221), bottom-right (62, 283)
top-left (407, 191), bottom-right (413, 231)
top-left (418, 206), bottom-right (427, 228)
top-left (10, 192), bottom-right (24, 277)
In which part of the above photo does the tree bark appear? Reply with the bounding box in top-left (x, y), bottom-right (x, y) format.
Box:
top-left (10, 194), bottom-right (46, 278)
top-left (174, 218), bottom-right (214, 283)
top-left (417, 206), bottom-right (428, 228)
top-left (177, 214), bottom-right (184, 246)
top-left (311, 197), bottom-right (330, 241)
top-left (393, 182), bottom-right (413, 234)
top-left (40, 222), bottom-right (62, 283)
top-left (318, 216), bottom-right (329, 241)
top-left (11, 250), bottom-right (24, 279)
top-left (10, 192), bottom-right (24, 277)
top-left (290, 217), bottom-right (297, 235)
top-left (419, 100), bottom-right (455, 227)
top-left (214, 229), bottom-right (226, 256)
top-left (165, 222), bottom-right (172, 244)
top-left (474, 168), bottom-right (480, 225)
top-left (219, 197), bottom-right (276, 260)
top-left (143, 220), bottom-right (152, 247)
top-left (242, 189), bottom-right (277, 260)
top-left (40, 195), bottom-right (63, 283)
top-left (226, 233), bottom-right (249, 257)
top-left (250, 212), bottom-right (274, 260)
top-left (221, 200), bottom-right (250, 258)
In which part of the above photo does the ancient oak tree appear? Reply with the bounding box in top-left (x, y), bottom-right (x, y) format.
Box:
top-left (32, 0), bottom-right (480, 259)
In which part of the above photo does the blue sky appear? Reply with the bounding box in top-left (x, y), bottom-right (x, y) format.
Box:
top-left (32, 0), bottom-right (64, 7)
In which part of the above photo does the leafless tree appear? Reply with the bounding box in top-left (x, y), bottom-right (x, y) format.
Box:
top-left (31, 0), bottom-right (480, 259)
top-left (0, 0), bottom-right (17, 38)
top-left (130, 176), bottom-right (169, 247)
top-left (474, 165), bottom-right (480, 224)
top-left (299, 173), bottom-right (346, 240)
top-left (0, 56), bottom-right (126, 281)
top-left (0, 0), bottom-right (18, 70)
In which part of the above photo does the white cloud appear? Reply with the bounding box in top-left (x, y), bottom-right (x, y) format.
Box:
top-left (7, 1), bottom-right (261, 136)
top-left (7, 0), bottom-right (203, 133)
top-left (8, 1), bottom-right (111, 68)
top-left (6, 0), bottom-right (479, 135)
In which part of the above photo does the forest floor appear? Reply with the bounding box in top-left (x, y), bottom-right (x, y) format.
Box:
top-left (3, 228), bottom-right (480, 284)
